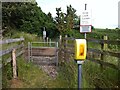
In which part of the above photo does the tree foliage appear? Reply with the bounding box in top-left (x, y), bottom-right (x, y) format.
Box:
top-left (55, 8), bottom-right (65, 35)
top-left (55, 5), bottom-right (79, 35)
top-left (66, 5), bottom-right (77, 30)
top-left (2, 2), bottom-right (58, 38)
top-left (2, 2), bottom-right (79, 38)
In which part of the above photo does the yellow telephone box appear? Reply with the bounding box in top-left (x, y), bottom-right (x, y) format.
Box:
top-left (74, 39), bottom-right (87, 60)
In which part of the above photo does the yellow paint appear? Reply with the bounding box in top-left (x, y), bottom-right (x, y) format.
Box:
top-left (74, 39), bottom-right (87, 60)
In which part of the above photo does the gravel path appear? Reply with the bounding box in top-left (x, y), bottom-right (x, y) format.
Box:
top-left (40, 65), bottom-right (58, 79)
top-left (25, 47), bottom-right (58, 79)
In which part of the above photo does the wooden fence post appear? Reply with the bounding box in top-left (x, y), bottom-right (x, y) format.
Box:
top-left (101, 35), bottom-right (108, 49)
top-left (59, 35), bottom-right (62, 46)
top-left (12, 49), bottom-right (17, 79)
top-left (50, 39), bottom-right (51, 47)
top-left (28, 42), bottom-right (30, 62)
top-left (59, 35), bottom-right (62, 62)
top-left (21, 36), bottom-right (24, 57)
top-left (56, 42), bottom-right (58, 66)
top-left (103, 35), bottom-right (108, 50)
top-left (101, 35), bottom-right (108, 71)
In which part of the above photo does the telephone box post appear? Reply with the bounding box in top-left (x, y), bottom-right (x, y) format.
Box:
top-left (75, 39), bottom-right (87, 89)
top-left (78, 64), bottom-right (81, 89)
top-left (77, 61), bottom-right (83, 89)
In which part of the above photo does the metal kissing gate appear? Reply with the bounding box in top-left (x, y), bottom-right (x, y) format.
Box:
top-left (28, 42), bottom-right (58, 66)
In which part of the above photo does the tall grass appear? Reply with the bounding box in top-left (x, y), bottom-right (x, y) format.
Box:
top-left (63, 28), bottom-right (119, 88)
top-left (2, 30), bottom-right (78, 88)
top-left (82, 29), bottom-right (119, 88)
top-left (2, 28), bottom-right (119, 88)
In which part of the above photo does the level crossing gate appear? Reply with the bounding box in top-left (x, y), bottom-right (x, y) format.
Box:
top-left (28, 42), bottom-right (58, 66)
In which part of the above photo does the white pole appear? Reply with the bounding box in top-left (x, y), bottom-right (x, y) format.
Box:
top-left (50, 39), bottom-right (51, 47)
top-left (85, 33), bottom-right (86, 39)
top-left (84, 4), bottom-right (87, 39)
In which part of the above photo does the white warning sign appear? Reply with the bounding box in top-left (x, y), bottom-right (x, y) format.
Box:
top-left (80, 10), bottom-right (92, 25)
top-left (80, 10), bottom-right (92, 33)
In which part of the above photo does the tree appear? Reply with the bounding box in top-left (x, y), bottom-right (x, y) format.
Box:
top-left (66, 5), bottom-right (77, 31)
top-left (2, 1), bottom-right (58, 38)
top-left (55, 8), bottom-right (66, 34)
top-left (55, 5), bottom-right (78, 35)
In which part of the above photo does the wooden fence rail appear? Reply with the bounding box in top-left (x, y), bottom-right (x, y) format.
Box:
top-left (87, 38), bottom-right (120, 45)
top-left (4, 50), bottom-right (24, 66)
top-left (88, 48), bottom-right (120, 58)
top-left (60, 36), bottom-right (120, 70)
top-left (0, 38), bottom-right (24, 44)
top-left (0, 37), bottom-right (24, 79)
top-left (59, 36), bottom-right (120, 87)
top-left (0, 44), bottom-right (24, 56)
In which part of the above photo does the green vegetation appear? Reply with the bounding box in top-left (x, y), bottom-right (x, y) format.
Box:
top-left (79, 29), bottom-right (119, 88)
top-left (91, 28), bottom-right (120, 40)
top-left (58, 59), bottom-right (78, 88)
top-left (55, 5), bottom-right (79, 35)
top-left (61, 28), bottom-right (119, 88)
top-left (3, 54), bottom-right (78, 88)
top-left (2, 0), bottom-right (120, 89)
top-left (2, 24), bottom-right (120, 88)
top-left (2, 1), bottom-right (80, 39)
top-left (16, 56), bottom-right (69, 88)
top-left (82, 60), bottom-right (119, 88)
top-left (2, 28), bottom-right (119, 88)
top-left (2, 1), bottom-right (58, 39)
top-left (3, 50), bottom-right (67, 88)
top-left (2, 30), bottom-right (77, 88)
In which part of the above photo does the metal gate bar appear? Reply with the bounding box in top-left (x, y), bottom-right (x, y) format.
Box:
top-left (28, 41), bottom-right (58, 66)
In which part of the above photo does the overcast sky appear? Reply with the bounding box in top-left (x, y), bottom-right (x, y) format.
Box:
top-left (36, 0), bottom-right (120, 29)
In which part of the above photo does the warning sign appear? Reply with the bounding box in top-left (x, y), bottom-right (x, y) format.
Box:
top-left (80, 25), bottom-right (91, 33)
top-left (80, 10), bottom-right (92, 33)
top-left (80, 10), bottom-right (92, 25)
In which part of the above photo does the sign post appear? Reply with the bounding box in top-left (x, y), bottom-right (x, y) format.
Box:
top-left (85, 4), bottom-right (87, 39)
top-left (43, 27), bottom-right (46, 42)
top-left (75, 39), bottom-right (87, 89)
top-left (80, 4), bottom-right (92, 38)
